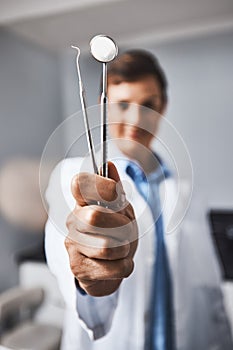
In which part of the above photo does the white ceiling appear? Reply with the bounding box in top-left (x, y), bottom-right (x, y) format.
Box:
top-left (1, 0), bottom-right (233, 52)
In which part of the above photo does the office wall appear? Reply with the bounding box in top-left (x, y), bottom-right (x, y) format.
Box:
top-left (60, 29), bottom-right (233, 210)
top-left (0, 29), bottom-right (63, 291)
top-left (151, 30), bottom-right (233, 209)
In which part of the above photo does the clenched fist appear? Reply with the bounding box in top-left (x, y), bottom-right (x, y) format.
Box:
top-left (65, 162), bottom-right (138, 297)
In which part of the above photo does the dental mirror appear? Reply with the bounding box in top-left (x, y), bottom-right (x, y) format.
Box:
top-left (90, 35), bottom-right (118, 63)
top-left (90, 35), bottom-right (118, 177)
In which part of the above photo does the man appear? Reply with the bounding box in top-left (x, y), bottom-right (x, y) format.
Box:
top-left (45, 50), bottom-right (233, 349)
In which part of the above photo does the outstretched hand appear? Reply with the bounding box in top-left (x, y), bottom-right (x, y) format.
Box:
top-left (65, 162), bottom-right (138, 297)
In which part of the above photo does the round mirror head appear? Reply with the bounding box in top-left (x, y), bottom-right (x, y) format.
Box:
top-left (90, 35), bottom-right (118, 63)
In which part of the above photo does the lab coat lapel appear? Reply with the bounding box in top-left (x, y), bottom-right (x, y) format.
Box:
top-left (159, 177), bottom-right (189, 349)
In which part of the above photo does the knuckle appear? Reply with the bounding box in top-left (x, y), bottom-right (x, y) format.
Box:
top-left (110, 243), bottom-right (130, 260)
top-left (72, 172), bottom-right (87, 187)
top-left (69, 256), bottom-right (78, 275)
top-left (85, 206), bottom-right (107, 229)
top-left (66, 212), bottom-right (75, 229)
top-left (64, 237), bottom-right (71, 250)
top-left (70, 255), bottom-right (88, 280)
top-left (125, 203), bottom-right (136, 220)
top-left (98, 247), bottom-right (110, 259)
top-left (71, 174), bottom-right (81, 196)
top-left (119, 219), bottom-right (131, 235)
top-left (120, 243), bottom-right (130, 258)
top-left (99, 246), bottom-right (115, 260)
top-left (85, 207), bottom-right (98, 227)
top-left (75, 207), bottom-right (98, 232)
top-left (128, 221), bottom-right (138, 241)
top-left (123, 258), bottom-right (134, 278)
top-left (71, 173), bottom-right (89, 200)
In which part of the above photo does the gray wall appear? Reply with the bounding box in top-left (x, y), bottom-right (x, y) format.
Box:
top-left (151, 30), bottom-right (233, 208)
top-left (0, 29), bottom-right (63, 292)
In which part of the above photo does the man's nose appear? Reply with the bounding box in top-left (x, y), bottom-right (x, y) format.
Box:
top-left (125, 104), bottom-right (143, 126)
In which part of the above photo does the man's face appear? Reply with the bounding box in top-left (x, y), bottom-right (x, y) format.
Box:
top-left (107, 75), bottom-right (166, 156)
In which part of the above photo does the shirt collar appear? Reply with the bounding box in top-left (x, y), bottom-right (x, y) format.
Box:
top-left (115, 152), bottom-right (171, 185)
top-left (147, 152), bottom-right (172, 184)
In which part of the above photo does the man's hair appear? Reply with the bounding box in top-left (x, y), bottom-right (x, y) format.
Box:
top-left (107, 49), bottom-right (168, 105)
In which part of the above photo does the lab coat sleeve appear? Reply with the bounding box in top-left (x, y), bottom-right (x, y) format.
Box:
top-left (44, 158), bottom-right (120, 340)
top-left (76, 287), bottom-right (119, 340)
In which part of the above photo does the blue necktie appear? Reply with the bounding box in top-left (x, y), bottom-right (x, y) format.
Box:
top-left (126, 161), bottom-right (175, 350)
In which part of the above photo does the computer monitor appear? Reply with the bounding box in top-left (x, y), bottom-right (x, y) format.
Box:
top-left (208, 210), bottom-right (233, 281)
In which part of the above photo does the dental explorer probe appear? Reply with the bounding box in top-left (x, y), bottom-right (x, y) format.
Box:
top-left (71, 45), bottom-right (99, 175)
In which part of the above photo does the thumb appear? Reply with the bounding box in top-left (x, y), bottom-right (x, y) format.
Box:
top-left (107, 161), bottom-right (121, 182)
top-left (108, 162), bottom-right (127, 204)
top-left (103, 162), bottom-right (126, 204)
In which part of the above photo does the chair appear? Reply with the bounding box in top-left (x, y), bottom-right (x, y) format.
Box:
top-left (0, 286), bottom-right (62, 350)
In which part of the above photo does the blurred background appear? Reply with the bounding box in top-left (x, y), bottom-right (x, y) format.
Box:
top-left (0, 0), bottom-right (233, 348)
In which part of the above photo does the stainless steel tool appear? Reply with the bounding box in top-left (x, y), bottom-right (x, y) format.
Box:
top-left (90, 35), bottom-right (118, 177)
top-left (71, 45), bottom-right (99, 174)
top-left (72, 35), bottom-right (118, 177)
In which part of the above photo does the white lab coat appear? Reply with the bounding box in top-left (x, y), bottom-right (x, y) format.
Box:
top-left (45, 153), bottom-right (233, 350)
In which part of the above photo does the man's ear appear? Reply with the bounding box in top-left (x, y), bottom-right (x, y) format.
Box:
top-left (160, 102), bottom-right (167, 116)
